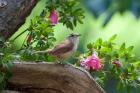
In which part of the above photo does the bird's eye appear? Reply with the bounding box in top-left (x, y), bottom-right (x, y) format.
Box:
top-left (71, 34), bottom-right (74, 37)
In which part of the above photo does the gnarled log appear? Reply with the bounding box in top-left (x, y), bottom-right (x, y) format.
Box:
top-left (3, 62), bottom-right (105, 93)
top-left (0, 0), bottom-right (38, 39)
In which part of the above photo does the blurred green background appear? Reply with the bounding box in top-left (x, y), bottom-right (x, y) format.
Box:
top-left (11, 0), bottom-right (140, 93)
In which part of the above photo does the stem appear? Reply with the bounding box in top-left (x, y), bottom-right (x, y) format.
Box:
top-left (21, 32), bottom-right (30, 48)
top-left (12, 29), bottom-right (28, 41)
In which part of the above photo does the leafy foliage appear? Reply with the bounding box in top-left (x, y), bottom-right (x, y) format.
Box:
top-left (0, 39), bottom-right (13, 90)
top-left (78, 35), bottom-right (140, 92)
top-left (19, 15), bottom-right (56, 61)
top-left (46, 0), bottom-right (85, 30)
top-left (0, 0), bottom-right (85, 91)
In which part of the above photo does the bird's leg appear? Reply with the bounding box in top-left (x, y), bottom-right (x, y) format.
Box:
top-left (53, 59), bottom-right (62, 64)
top-left (60, 60), bottom-right (69, 65)
top-left (54, 59), bottom-right (68, 65)
top-left (56, 60), bottom-right (61, 64)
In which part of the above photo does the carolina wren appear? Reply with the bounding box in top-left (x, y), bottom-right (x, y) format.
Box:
top-left (35, 33), bottom-right (80, 60)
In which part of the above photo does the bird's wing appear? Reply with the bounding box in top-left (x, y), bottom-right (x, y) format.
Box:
top-left (47, 39), bottom-right (74, 55)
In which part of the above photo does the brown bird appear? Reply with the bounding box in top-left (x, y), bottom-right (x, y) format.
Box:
top-left (35, 33), bottom-right (81, 61)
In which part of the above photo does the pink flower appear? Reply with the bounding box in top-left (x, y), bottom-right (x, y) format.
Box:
top-left (49, 10), bottom-right (58, 24)
top-left (112, 61), bottom-right (121, 67)
top-left (81, 54), bottom-right (102, 71)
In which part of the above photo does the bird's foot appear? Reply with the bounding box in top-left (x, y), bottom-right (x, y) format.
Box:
top-left (60, 61), bottom-right (69, 65)
top-left (54, 60), bottom-right (61, 64)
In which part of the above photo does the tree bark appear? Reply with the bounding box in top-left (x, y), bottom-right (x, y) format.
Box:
top-left (0, 0), bottom-right (38, 40)
top-left (1, 62), bottom-right (105, 93)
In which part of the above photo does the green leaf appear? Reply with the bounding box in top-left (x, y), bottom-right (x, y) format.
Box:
top-left (73, 19), bottom-right (77, 26)
top-left (2, 62), bottom-right (13, 71)
top-left (0, 73), bottom-right (4, 83)
top-left (73, 8), bottom-right (83, 14)
top-left (77, 18), bottom-right (83, 24)
top-left (109, 34), bottom-right (117, 42)
top-left (120, 43), bottom-right (126, 50)
top-left (133, 61), bottom-right (140, 68)
top-left (87, 43), bottom-right (93, 49)
top-left (127, 46), bottom-right (134, 52)
top-left (95, 38), bottom-right (102, 46)
top-left (98, 38), bottom-right (102, 44)
top-left (67, 1), bottom-right (77, 7)
top-left (102, 41), bottom-right (108, 47)
top-left (48, 37), bottom-right (56, 42)
top-left (67, 21), bottom-right (74, 30)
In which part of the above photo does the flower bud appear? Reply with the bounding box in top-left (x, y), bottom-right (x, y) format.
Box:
top-left (49, 10), bottom-right (58, 24)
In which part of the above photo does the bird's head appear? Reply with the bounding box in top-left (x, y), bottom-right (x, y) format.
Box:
top-left (68, 33), bottom-right (81, 38)
top-left (67, 33), bottom-right (81, 43)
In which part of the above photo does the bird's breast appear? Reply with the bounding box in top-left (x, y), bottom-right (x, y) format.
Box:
top-left (57, 51), bottom-right (73, 59)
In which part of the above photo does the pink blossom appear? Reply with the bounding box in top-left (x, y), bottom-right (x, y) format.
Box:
top-left (112, 61), bottom-right (121, 67)
top-left (81, 54), bottom-right (102, 71)
top-left (49, 10), bottom-right (58, 24)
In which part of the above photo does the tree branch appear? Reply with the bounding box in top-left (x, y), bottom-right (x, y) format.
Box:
top-left (0, 0), bottom-right (38, 40)
top-left (1, 62), bottom-right (105, 93)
